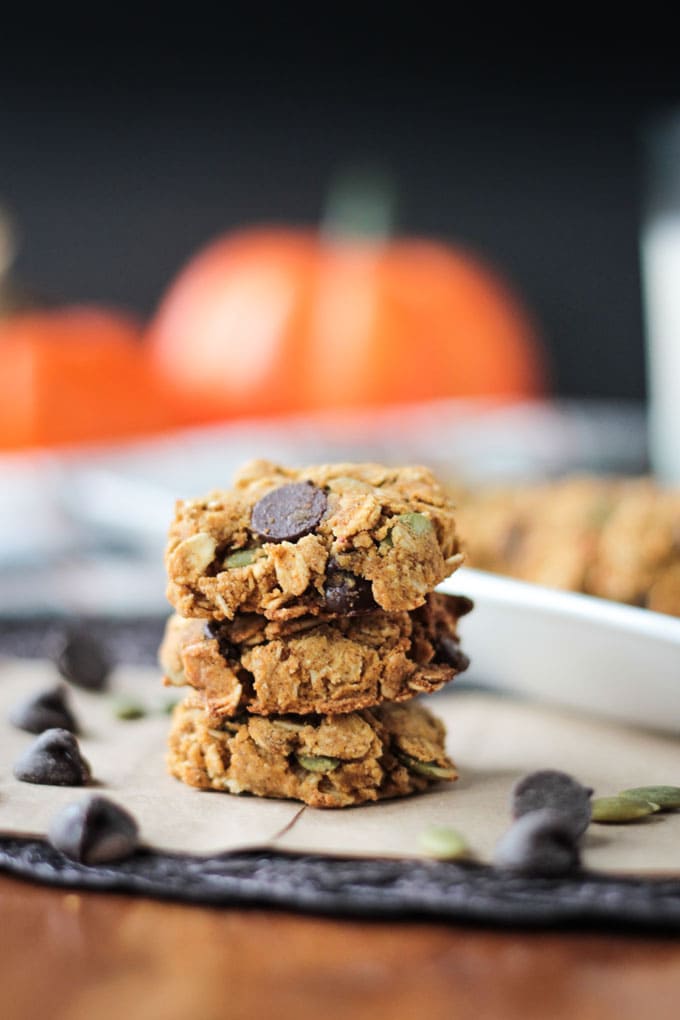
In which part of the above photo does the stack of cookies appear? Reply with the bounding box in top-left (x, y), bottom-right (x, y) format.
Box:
top-left (160, 461), bottom-right (471, 807)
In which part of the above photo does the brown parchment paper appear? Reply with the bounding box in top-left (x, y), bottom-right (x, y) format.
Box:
top-left (2, 658), bottom-right (680, 873)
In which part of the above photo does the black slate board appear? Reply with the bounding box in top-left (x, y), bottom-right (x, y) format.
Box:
top-left (3, 616), bottom-right (680, 930)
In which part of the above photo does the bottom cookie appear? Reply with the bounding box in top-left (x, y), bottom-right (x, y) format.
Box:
top-left (168, 697), bottom-right (456, 808)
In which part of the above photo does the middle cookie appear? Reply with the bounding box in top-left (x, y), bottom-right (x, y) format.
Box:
top-left (160, 592), bottom-right (471, 722)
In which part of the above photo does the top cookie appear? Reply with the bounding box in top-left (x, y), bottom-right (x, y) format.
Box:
top-left (166, 460), bottom-right (462, 620)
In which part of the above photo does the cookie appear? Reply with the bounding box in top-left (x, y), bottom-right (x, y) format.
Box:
top-left (457, 477), bottom-right (620, 592)
top-left (587, 481), bottom-right (680, 613)
top-left (457, 476), bottom-right (680, 617)
top-left (159, 593), bottom-right (471, 720)
top-left (165, 460), bottom-right (462, 621)
top-left (167, 696), bottom-right (457, 808)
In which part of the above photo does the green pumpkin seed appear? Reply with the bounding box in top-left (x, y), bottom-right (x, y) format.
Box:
top-left (418, 825), bottom-right (469, 861)
top-left (224, 548), bottom-right (258, 569)
top-left (591, 796), bottom-right (660, 823)
top-left (162, 697), bottom-right (180, 715)
top-left (397, 751), bottom-right (456, 780)
top-left (113, 699), bottom-right (146, 721)
top-left (394, 512), bottom-right (434, 537)
top-left (296, 753), bottom-right (341, 773)
top-left (620, 786), bottom-right (680, 810)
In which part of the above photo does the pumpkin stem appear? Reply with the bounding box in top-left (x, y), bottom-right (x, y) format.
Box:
top-left (321, 167), bottom-right (396, 243)
top-left (0, 206), bottom-right (16, 284)
top-left (0, 210), bottom-right (46, 316)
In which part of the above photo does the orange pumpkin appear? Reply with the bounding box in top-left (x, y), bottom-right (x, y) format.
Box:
top-left (0, 307), bottom-right (175, 450)
top-left (148, 227), bottom-right (545, 421)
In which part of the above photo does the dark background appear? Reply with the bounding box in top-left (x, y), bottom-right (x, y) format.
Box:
top-left (1, 29), bottom-right (679, 401)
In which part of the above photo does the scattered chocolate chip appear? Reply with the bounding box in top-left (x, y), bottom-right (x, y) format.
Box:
top-left (48, 794), bottom-right (139, 865)
top-left (511, 770), bottom-right (593, 837)
top-left (251, 482), bottom-right (327, 543)
top-left (51, 625), bottom-right (112, 691)
top-left (13, 728), bottom-right (91, 786)
top-left (9, 684), bottom-right (79, 735)
top-left (203, 621), bottom-right (238, 662)
top-left (435, 636), bottom-right (470, 673)
top-left (494, 808), bottom-right (581, 876)
top-left (323, 570), bottom-right (377, 615)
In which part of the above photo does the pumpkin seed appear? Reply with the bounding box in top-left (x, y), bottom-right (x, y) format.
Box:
top-left (397, 751), bottom-right (456, 780)
top-left (296, 753), bottom-right (341, 773)
top-left (394, 512), bottom-right (433, 537)
top-left (591, 796), bottom-right (660, 823)
top-left (418, 825), bottom-right (469, 861)
top-left (620, 786), bottom-right (680, 810)
top-left (224, 548), bottom-right (258, 569)
top-left (113, 699), bottom-right (146, 721)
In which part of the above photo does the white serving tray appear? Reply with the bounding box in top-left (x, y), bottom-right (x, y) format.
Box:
top-left (443, 568), bottom-right (680, 735)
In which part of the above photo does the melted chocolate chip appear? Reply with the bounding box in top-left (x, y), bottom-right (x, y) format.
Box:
top-left (48, 794), bottom-right (139, 865)
top-left (251, 482), bottom-right (327, 543)
top-left (511, 769), bottom-right (593, 838)
top-left (51, 625), bottom-right (112, 691)
top-left (13, 728), bottom-right (91, 786)
top-left (203, 621), bottom-right (238, 663)
top-left (323, 570), bottom-right (377, 615)
top-left (494, 808), bottom-right (581, 876)
top-left (9, 684), bottom-right (79, 735)
top-left (435, 636), bottom-right (470, 673)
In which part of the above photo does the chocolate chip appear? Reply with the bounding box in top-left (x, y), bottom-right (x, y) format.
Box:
top-left (13, 729), bottom-right (91, 786)
top-left (203, 621), bottom-right (220, 640)
top-left (323, 570), bottom-right (377, 615)
top-left (48, 794), bottom-right (139, 865)
top-left (251, 482), bottom-right (327, 543)
top-left (435, 636), bottom-right (470, 673)
top-left (203, 621), bottom-right (238, 662)
top-left (9, 684), bottom-right (79, 735)
top-left (450, 595), bottom-right (474, 618)
top-left (51, 625), bottom-right (112, 691)
top-left (494, 808), bottom-right (581, 876)
top-left (511, 770), bottom-right (593, 838)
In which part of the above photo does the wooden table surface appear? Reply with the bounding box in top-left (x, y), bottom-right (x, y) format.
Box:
top-left (2, 874), bottom-right (680, 1020)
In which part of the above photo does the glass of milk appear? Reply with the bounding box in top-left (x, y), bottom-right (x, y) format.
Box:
top-left (641, 112), bottom-right (680, 483)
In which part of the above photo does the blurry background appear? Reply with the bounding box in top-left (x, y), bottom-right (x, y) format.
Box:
top-left (1, 29), bottom-right (678, 399)
top-left (2, 26), bottom-right (680, 617)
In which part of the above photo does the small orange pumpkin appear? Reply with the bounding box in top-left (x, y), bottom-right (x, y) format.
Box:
top-left (148, 227), bottom-right (546, 421)
top-left (0, 307), bottom-right (174, 450)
